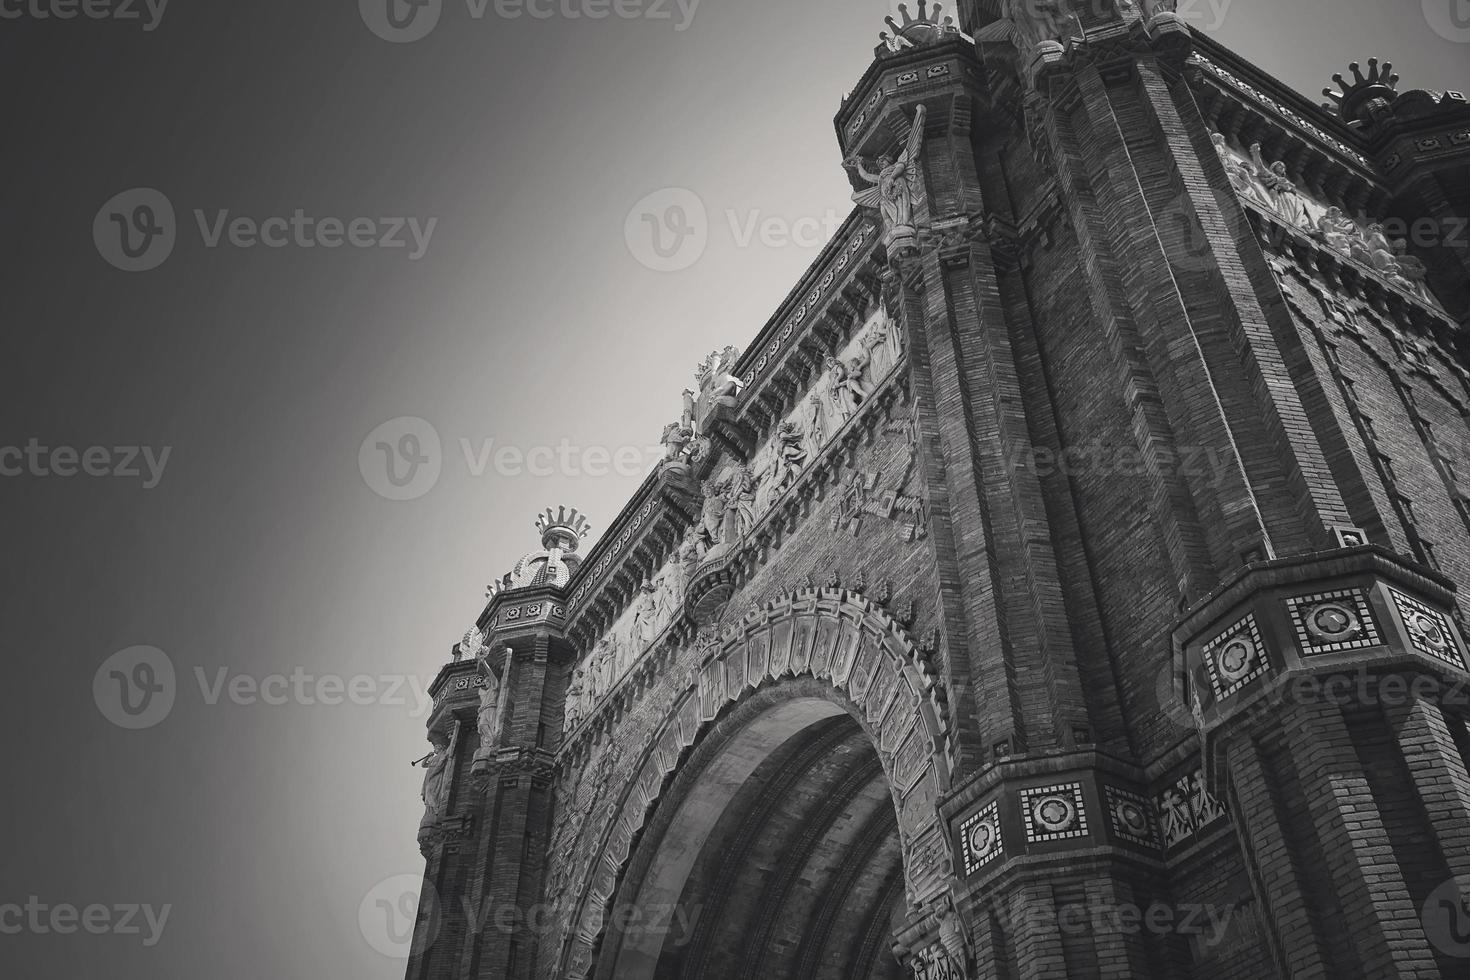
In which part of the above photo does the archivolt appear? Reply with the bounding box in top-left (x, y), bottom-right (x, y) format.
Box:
top-left (556, 588), bottom-right (952, 980)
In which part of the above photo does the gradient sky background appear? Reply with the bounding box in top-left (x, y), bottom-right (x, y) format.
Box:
top-left (1, 1), bottom-right (1466, 976)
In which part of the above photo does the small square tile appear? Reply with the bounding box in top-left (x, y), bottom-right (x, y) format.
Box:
top-left (1286, 588), bottom-right (1381, 655)
top-left (1202, 614), bottom-right (1269, 700)
top-left (958, 801), bottom-right (1002, 876)
top-left (1104, 785), bottom-right (1158, 848)
top-left (1390, 588), bottom-right (1466, 669)
top-left (1019, 782), bottom-right (1088, 843)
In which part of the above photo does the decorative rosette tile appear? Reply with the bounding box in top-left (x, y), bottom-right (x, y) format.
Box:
top-left (1019, 782), bottom-right (1088, 844)
top-left (1286, 588), bottom-right (1380, 654)
top-left (1104, 785), bottom-right (1159, 848)
top-left (1202, 614), bottom-right (1270, 701)
top-left (958, 801), bottom-right (1002, 875)
top-left (1391, 588), bottom-right (1465, 669)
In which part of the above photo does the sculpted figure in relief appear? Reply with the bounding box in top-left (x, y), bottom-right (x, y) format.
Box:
top-left (660, 422), bottom-right (693, 462)
top-left (1391, 240), bottom-right (1429, 299)
top-left (848, 105), bottom-right (928, 244)
top-left (722, 463), bottom-right (759, 539)
top-left (419, 740), bottom-right (451, 828)
top-left (827, 352), bottom-right (869, 422)
top-left (774, 421), bottom-right (808, 493)
top-left (475, 663), bottom-right (500, 753)
top-left (1249, 144), bottom-right (1306, 225)
top-left (564, 668), bottom-right (587, 732)
top-left (695, 478), bottom-right (729, 554)
top-left (1314, 207), bottom-right (1360, 253)
top-left (633, 582), bottom-right (661, 648)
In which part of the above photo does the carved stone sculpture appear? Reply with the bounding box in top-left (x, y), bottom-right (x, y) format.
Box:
top-left (721, 463), bottom-right (759, 539)
top-left (633, 582), bottom-right (661, 648)
top-left (1213, 133), bottom-right (1258, 200)
top-left (419, 740), bottom-right (451, 830)
top-left (803, 394), bottom-right (827, 451)
top-left (774, 421), bottom-right (808, 492)
top-left (827, 352), bottom-right (869, 422)
top-left (849, 105), bottom-right (928, 252)
top-left (660, 422), bottom-right (693, 462)
top-left (1249, 143), bottom-right (1306, 224)
top-left (1391, 240), bottom-right (1430, 299)
top-left (476, 672), bottom-right (500, 752)
top-left (564, 667), bottom-right (587, 732)
top-left (695, 478), bottom-right (729, 554)
top-left (1313, 207), bottom-right (1359, 253)
top-left (1361, 224), bottom-right (1402, 275)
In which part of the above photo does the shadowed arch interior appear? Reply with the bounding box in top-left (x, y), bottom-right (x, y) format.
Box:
top-left (599, 684), bottom-right (906, 980)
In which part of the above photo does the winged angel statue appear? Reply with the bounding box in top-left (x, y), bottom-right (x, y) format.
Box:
top-left (847, 104), bottom-right (928, 253)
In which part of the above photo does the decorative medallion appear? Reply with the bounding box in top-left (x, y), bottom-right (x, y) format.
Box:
top-left (1104, 785), bottom-right (1159, 848)
top-left (1286, 588), bottom-right (1381, 654)
top-left (958, 801), bottom-right (1002, 875)
top-left (1202, 614), bottom-right (1269, 700)
top-left (1391, 588), bottom-right (1465, 668)
top-left (1019, 782), bottom-right (1088, 844)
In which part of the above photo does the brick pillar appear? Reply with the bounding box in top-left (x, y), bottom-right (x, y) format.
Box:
top-left (1223, 736), bottom-right (1329, 978)
top-left (1387, 695), bottom-right (1470, 893)
top-left (457, 635), bottom-right (564, 980)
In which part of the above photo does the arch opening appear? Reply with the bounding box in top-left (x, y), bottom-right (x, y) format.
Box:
top-left (602, 691), bottom-right (907, 980)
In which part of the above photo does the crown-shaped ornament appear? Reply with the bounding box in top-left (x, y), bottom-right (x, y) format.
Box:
top-left (1322, 58), bottom-right (1401, 126)
top-left (536, 506), bottom-right (591, 552)
top-left (878, 1), bottom-right (959, 54)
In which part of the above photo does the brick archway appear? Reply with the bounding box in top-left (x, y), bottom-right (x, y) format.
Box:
top-left (557, 590), bottom-right (953, 980)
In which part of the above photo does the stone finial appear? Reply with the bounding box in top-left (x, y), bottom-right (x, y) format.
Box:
top-left (1322, 58), bottom-right (1401, 127)
top-left (536, 506), bottom-right (591, 553)
top-left (487, 508), bottom-right (593, 597)
top-left (877, 0), bottom-right (960, 54)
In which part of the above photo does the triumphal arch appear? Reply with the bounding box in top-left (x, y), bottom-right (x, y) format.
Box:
top-left (406, 1), bottom-right (1470, 976)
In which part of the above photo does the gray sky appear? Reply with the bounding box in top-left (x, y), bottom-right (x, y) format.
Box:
top-left (1, 1), bottom-right (1466, 977)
